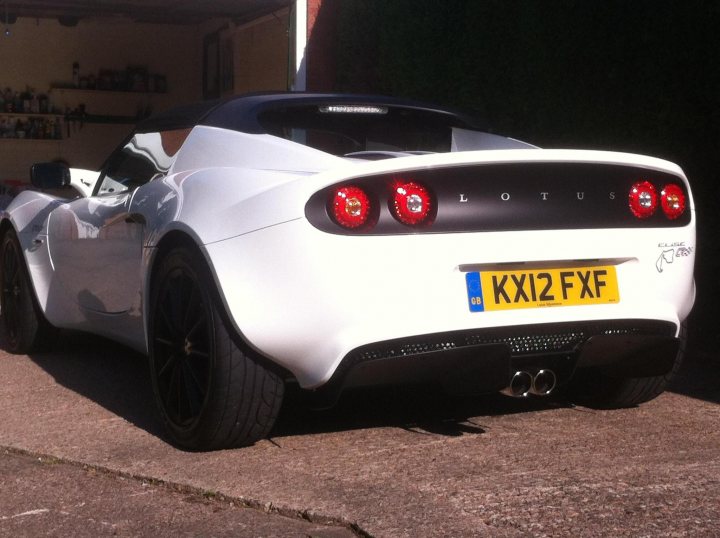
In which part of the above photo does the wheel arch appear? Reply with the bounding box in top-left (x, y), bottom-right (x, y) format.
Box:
top-left (0, 218), bottom-right (43, 308)
top-left (143, 229), bottom-right (292, 380)
top-left (148, 230), bottom-right (202, 285)
top-left (0, 218), bottom-right (57, 352)
top-left (146, 230), bottom-right (207, 323)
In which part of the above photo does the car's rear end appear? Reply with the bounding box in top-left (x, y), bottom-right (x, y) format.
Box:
top-left (206, 145), bottom-right (694, 406)
top-left (151, 93), bottom-right (696, 449)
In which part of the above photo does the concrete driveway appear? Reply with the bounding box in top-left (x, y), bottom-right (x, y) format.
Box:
top-left (1, 331), bottom-right (719, 537)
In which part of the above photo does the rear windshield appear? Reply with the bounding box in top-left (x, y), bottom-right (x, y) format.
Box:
top-left (257, 105), bottom-right (473, 156)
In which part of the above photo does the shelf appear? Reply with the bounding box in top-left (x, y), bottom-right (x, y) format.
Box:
top-left (1, 113), bottom-right (64, 140)
top-left (0, 137), bottom-right (62, 142)
top-left (0, 112), bottom-right (63, 118)
top-left (66, 113), bottom-right (139, 125)
top-left (50, 88), bottom-right (163, 126)
top-left (51, 87), bottom-right (166, 97)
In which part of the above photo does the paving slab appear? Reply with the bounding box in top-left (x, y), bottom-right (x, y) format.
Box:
top-left (0, 448), bottom-right (355, 537)
top-left (1, 332), bottom-right (719, 537)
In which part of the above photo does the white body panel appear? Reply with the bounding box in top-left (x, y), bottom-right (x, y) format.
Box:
top-left (1, 126), bottom-right (696, 388)
top-left (207, 210), bottom-right (695, 388)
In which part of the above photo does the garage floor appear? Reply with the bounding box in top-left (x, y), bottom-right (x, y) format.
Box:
top-left (1, 331), bottom-right (719, 537)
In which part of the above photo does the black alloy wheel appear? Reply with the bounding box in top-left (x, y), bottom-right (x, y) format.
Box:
top-left (0, 230), bottom-right (54, 353)
top-left (1, 232), bottom-right (23, 349)
top-left (149, 246), bottom-right (284, 451)
top-left (151, 262), bottom-right (213, 430)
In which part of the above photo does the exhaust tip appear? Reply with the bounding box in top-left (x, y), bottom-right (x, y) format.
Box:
top-left (531, 369), bottom-right (557, 396)
top-left (502, 371), bottom-right (533, 398)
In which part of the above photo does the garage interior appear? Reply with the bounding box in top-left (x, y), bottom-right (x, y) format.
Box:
top-left (0, 0), bottom-right (312, 184)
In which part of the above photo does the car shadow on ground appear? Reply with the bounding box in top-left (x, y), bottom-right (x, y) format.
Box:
top-left (669, 346), bottom-right (720, 405)
top-left (15, 331), bottom-right (566, 443)
top-left (23, 332), bottom-right (166, 439)
top-left (674, 310), bottom-right (720, 405)
top-left (9, 328), bottom-right (718, 447)
top-left (272, 382), bottom-right (571, 439)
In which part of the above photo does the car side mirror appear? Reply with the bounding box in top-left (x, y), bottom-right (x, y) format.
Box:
top-left (30, 162), bottom-right (71, 190)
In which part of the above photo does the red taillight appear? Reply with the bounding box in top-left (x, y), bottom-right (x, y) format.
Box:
top-left (330, 186), bottom-right (371, 229)
top-left (391, 181), bottom-right (432, 225)
top-left (628, 180), bottom-right (658, 219)
top-left (660, 184), bottom-right (686, 220)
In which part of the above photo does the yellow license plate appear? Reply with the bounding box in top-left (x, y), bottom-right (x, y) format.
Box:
top-left (465, 265), bottom-right (619, 312)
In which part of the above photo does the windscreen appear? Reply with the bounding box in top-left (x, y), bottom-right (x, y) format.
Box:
top-left (257, 104), bottom-right (472, 156)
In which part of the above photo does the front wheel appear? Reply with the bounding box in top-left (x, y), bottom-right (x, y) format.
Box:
top-left (0, 229), bottom-right (55, 353)
top-left (148, 246), bottom-right (284, 450)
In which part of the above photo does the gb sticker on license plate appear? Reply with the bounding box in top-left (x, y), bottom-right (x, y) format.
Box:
top-left (465, 271), bottom-right (486, 312)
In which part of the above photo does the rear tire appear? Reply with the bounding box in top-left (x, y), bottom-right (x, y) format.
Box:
top-left (567, 322), bottom-right (687, 408)
top-left (0, 229), bottom-right (55, 353)
top-left (148, 246), bottom-right (284, 450)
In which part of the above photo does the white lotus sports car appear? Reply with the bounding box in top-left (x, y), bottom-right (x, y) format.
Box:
top-left (0, 93), bottom-right (695, 450)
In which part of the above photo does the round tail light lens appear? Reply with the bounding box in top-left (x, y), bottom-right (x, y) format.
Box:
top-left (660, 184), bottom-right (686, 220)
top-left (330, 186), bottom-right (371, 229)
top-left (628, 180), bottom-right (658, 219)
top-left (392, 181), bottom-right (432, 225)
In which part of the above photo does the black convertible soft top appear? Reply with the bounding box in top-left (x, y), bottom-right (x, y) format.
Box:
top-left (135, 92), bottom-right (485, 134)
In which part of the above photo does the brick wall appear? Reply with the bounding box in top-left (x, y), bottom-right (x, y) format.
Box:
top-left (306, 0), bottom-right (338, 91)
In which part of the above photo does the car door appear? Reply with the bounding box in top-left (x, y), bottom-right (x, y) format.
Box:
top-left (47, 131), bottom-right (171, 316)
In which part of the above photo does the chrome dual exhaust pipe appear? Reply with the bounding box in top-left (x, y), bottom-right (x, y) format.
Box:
top-left (502, 369), bottom-right (557, 398)
top-left (502, 371), bottom-right (534, 398)
top-left (532, 369), bottom-right (557, 396)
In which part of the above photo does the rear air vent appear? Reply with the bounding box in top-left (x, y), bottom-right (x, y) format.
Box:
top-left (347, 320), bottom-right (676, 365)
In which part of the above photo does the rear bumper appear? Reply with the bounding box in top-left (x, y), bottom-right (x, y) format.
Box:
top-left (307, 319), bottom-right (679, 405)
top-left (205, 217), bottom-right (695, 389)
